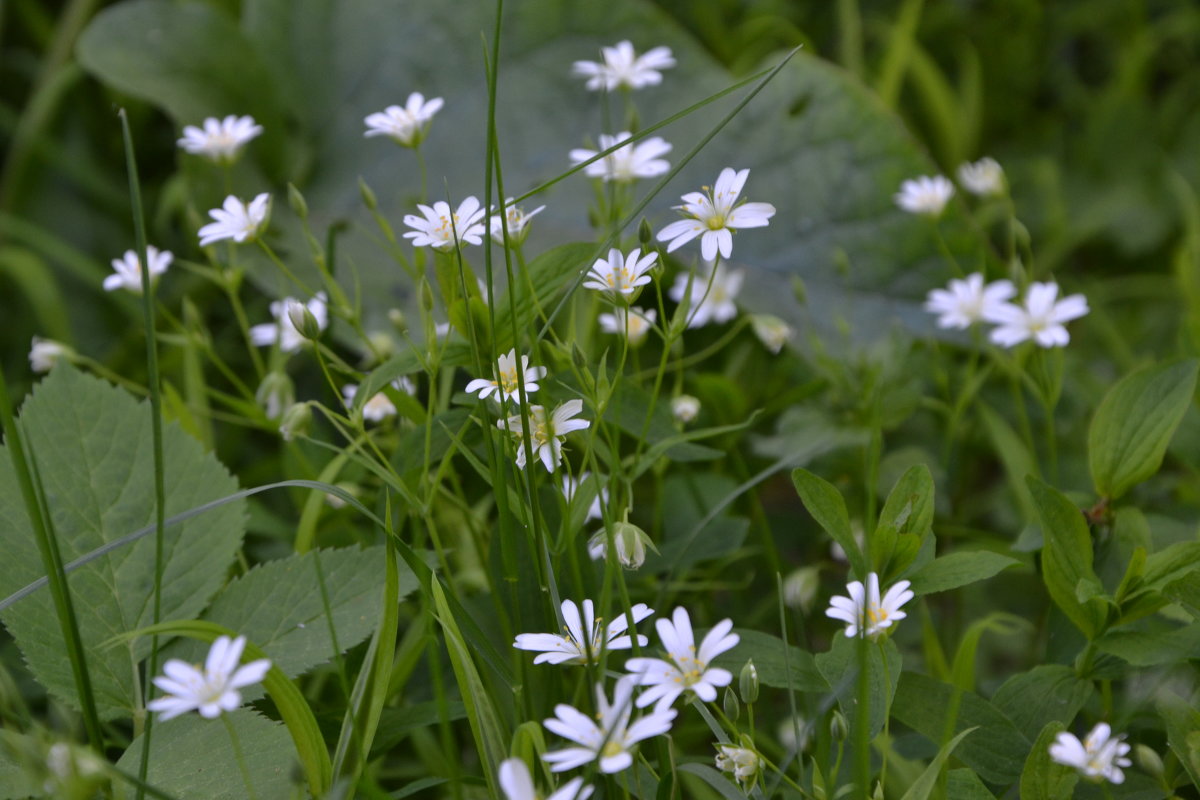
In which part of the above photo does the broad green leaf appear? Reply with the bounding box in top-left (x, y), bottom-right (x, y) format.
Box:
top-left (979, 404), bottom-right (1039, 524)
top-left (1026, 477), bottom-right (1107, 638)
top-left (1159, 693), bottom-right (1200, 791)
top-left (792, 468), bottom-right (866, 579)
top-left (642, 474), bottom-right (749, 574)
top-left (709, 630), bottom-right (824, 692)
top-left (991, 665), bottom-right (1094, 743)
top-left (890, 672), bottom-right (1028, 785)
top-left (370, 701), bottom-right (468, 760)
top-left (0, 731), bottom-right (42, 799)
top-left (676, 763), bottom-right (749, 800)
top-left (115, 712), bottom-right (298, 799)
top-left (1096, 622), bottom-right (1200, 667)
top-left (751, 406), bottom-right (869, 465)
top-left (1163, 570), bottom-right (1200, 619)
top-left (1116, 542), bottom-right (1200, 623)
top-left (899, 726), bottom-right (977, 800)
top-left (945, 769), bottom-right (996, 799)
top-left (1019, 721), bottom-right (1078, 800)
top-left (906, 551), bottom-right (1020, 596)
top-left (873, 464), bottom-right (935, 580)
top-left (0, 366), bottom-right (244, 718)
top-left (1088, 359), bottom-right (1199, 500)
top-left (949, 613), bottom-right (1030, 693)
top-left (815, 635), bottom-right (902, 740)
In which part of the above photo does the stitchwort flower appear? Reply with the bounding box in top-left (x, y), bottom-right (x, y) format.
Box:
top-left (715, 744), bottom-right (760, 789)
top-left (403, 197), bottom-right (486, 251)
top-left (29, 337), bottom-right (73, 373)
top-left (490, 198), bottom-right (546, 246)
top-left (958, 157), bottom-right (1006, 197)
top-left (625, 606), bottom-right (740, 708)
top-left (984, 282), bottom-right (1089, 348)
top-left (894, 175), bottom-right (954, 217)
top-left (1049, 723), bottom-right (1132, 785)
top-left (583, 248), bottom-right (657, 298)
top-left (514, 599), bottom-right (653, 665)
top-left (598, 307), bottom-right (656, 345)
top-left (342, 378), bottom-right (415, 423)
top-left (572, 41), bottom-right (675, 91)
top-left (562, 471), bottom-right (608, 523)
top-left (497, 400), bottom-right (590, 472)
top-left (499, 758), bottom-right (593, 800)
top-left (657, 167), bottom-right (775, 261)
top-left (465, 349), bottom-right (547, 403)
top-left (543, 675), bottom-right (677, 774)
top-left (826, 572), bottom-right (913, 639)
top-left (924, 273), bottom-right (1016, 330)
top-left (570, 132), bottom-right (672, 183)
top-left (669, 262), bottom-right (743, 328)
top-left (104, 246), bottom-right (173, 294)
top-left (249, 292), bottom-right (328, 354)
top-left (147, 635), bottom-right (271, 721)
top-left (363, 93), bottom-right (443, 148)
top-left (198, 193), bottom-right (271, 246)
top-left (177, 115), bottom-right (263, 162)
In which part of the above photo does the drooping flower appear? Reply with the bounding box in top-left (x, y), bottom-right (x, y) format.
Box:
top-left (29, 337), bottom-right (72, 373)
top-left (598, 307), bottom-right (656, 345)
top-left (403, 197), bottom-right (486, 251)
top-left (177, 115), bottom-right (263, 162)
top-left (782, 566), bottom-right (820, 613)
top-left (543, 675), bottom-right (677, 774)
top-left (198, 193), bottom-right (271, 246)
top-left (625, 606), bottom-right (740, 708)
top-left (669, 262), bottom-right (743, 328)
top-left (825, 572), bottom-right (913, 639)
top-left (957, 157), bottom-right (1005, 197)
top-left (569, 132), bottom-right (672, 183)
top-left (490, 199), bottom-right (546, 246)
top-left (147, 635), bottom-right (271, 721)
top-left (363, 93), bottom-right (443, 148)
top-left (562, 471), bottom-right (607, 522)
top-left (715, 744), bottom-right (760, 789)
top-left (514, 599), bottom-right (653, 665)
top-left (587, 523), bottom-right (652, 570)
top-left (583, 248), bottom-right (658, 297)
top-left (104, 246), bottom-right (173, 294)
top-left (497, 400), bottom-right (591, 472)
top-left (671, 395), bottom-right (700, 424)
top-left (572, 41), bottom-right (675, 91)
top-left (984, 282), bottom-right (1089, 348)
top-left (465, 349), bottom-right (547, 403)
top-left (249, 292), bottom-right (328, 354)
top-left (342, 378), bottom-right (416, 423)
top-left (894, 175), bottom-right (954, 217)
top-left (750, 314), bottom-right (793, 353)
top-left (924, 273), bottom-right (1016, 330)
top-left (1049, 723), bottom-right (1132, 785)
top-left (657, 167), bottom-right (775, 261)
top-left (498, 758), bottom-right (594, 800)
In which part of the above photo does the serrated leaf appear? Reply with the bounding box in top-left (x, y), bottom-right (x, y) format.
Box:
top-left (115, 711), bottom-right (298, 800)
top-left (906, 551), bottom-right (1020, 596)
top-left (1026, 477), bottom-right (1107, 638)
top-left (991, 665), bottom-right (1093, 742)
top-left (792, 468), bottom-right (866, 579)
top-left (1019, 721), bottom-right (1078, 800)
top-left (0, 366), bottom-right (244, 718)
top-left (1089, 359), bottom-right (1199, 499)
top-left (815, 635), bottom-right (902, 740)
top-left (709, 629), bottom-right (824, 692)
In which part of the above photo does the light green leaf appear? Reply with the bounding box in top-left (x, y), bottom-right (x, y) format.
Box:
top-left (0, 366), bottom-right (244, 719)
top-left (873, 464), bottom-right (935, 580)
top-left (899, 726), bottom-right (977, 800)
top-left (1026, 477), bottom-right (1107, 638)
top-left (709, 629), bottom-right (825, 692)
top-left (1163, 570), bottom-right (1200, 619)
top-left (1096, 622), bottom-right (1200, 667)
top-left (792, 468), bottom-right (866, 579)
top-left (1114, 542), bottom-right (1200, 623)
top-left (991, 665), bottom-right (1094, 743)
top-left (676, 763), bottom-right (748, 800)
top-left (1159, 692), bottom-right (1200, 790)
top-left (1018, 721), bottom-right (1078, 800)
top-left (115, 712), bottom-right (298, 800)
top-left (906, 551), bottom-right (1020, 596)
top-left (1089, 359), bottom-right (1199, 500)
top-left (815, 635), bottom-right (902, 740)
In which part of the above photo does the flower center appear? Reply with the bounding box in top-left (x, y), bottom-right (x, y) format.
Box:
top-left (499, 368), bottom-right (520, 394)
top-left (867, 605), bottom-right (889, 626)
top-left (706, 215), bottom-right (727, 231)
top-left (601, 740), bottom-right (625, 759)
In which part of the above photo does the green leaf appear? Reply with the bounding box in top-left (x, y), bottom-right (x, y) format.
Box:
top-left (873, 464), bottom-right (935, 580)
top-left (792, 468), bottom-right (866, 579)
top-left (990, 665), bottom-right (1094, 743)
top-left (1026, 477), bottom-right (1107, 638)
top-left (1159, 692), bottom-right (1200, 790)
top-left (369, 701), bottom-right (468, 760)
top-left (1163, 570), bottom-right (1200, 619)
top-left (899, 726), bottom-right (977, 800)
top-left (1096, 622), bottom-right (1200, 667)
top-left (906, 551), bottom-right (1020, 596)
top-left (115, 712), bottom-right (299, 800)
top-left (979, 404), bottom-right (1039, 523)
top-left (890, 672), bottom-right (1028, 785)
top-left (641, 473), bottom-right (749, 574)
top-left (944, 769), bottom-right (996, 799)
top-left (1116, 542), bottom-right (1200, 623)
top-left (1088, 359), bottom-right (1199, 499)
top-left (815, 635), bottom-right (902, 740)
top-left (675, 763), bottom-right (748, 800)
top-left (0, 366), bottom-right (244, 718)
top-left (1018, 721), bottom-right (1078, 800)
top-left (708, 629), bottom-right (825, 692)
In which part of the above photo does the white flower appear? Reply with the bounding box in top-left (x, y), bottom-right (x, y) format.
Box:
top-left (572, 41), bottom-right (675, 91)
top-left (782, 566), bottom-right (820, 612)
top-left (985, 282), bottom-right (1089, 348)
top-left (491, 200), bottom-right (546, 247)
top-left (669, 262), bottom-right (743, 328)
top-left (497, 400), bottom-right (591, 472)
top-left (671, 395), bottom-right (700, 424)
top-left (924, 273), bottom-right (1016, 330)
top-left (543, 675), bottom-right (677, 774)
top-left (363, 93), bottom-right (444, 148)
top-left (198, 193), bottom-right (271, 246)
top-left (499, 758), bottom-right (593, 800)
top-left (569, 132), bottom-right (672, 183)
top-left (715, 744), bottom-right (760, 788)
top-left (29, 337), bottom-right (72, 373)
top-left (583, 247), bottom-right (658, 297)
top-left (825, 572), bottom-right (913, 639)
top-left (957, 157), bottom-right (1005, 197)
top-left (104, 246), bottom-right (173, 294)
top-left (249, 292), bottom-right (328, 354)
top-left (750, 314), bottom-right (793, 353)
top-left (146, 635), bottom-right (271, 721)
top-left (624, 606), bottom-right (740, 708)
top-left (894, 175), bottom-right (954, 217)
top-left (598, 307), bottom-right (656, 345)
top-left (562, 471), bottom-right (607, 522)
top-left (403, 197), bottom-right (486, 251)
top-left (514, 599), bottom-right (653, 665)
top-left (587, 523), bottom-right (651, 570)
top-left (1049, 723), bottom-right (1132, 785)
top-left (343, 378), bottom-right (415, 423)
top-left (177, 115), bottom-right (263, 162)
top-left (465, 349), bottom-right (547, 403)
top-left (657, 167), bottom-right (775, 261)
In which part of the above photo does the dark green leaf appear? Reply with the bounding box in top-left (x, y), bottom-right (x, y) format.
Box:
top-left (1018, 721), bottom-right (1078, 800)
top-left (991, 665), bottom-right (1094, 743)
top-left (906, 551), bottom-right (1020, 596)
top-left (709, 630), bottom-right (824, 692)
top-left (815, 635), bottom-right (901, 740)
top-left (1026, 477), bottom-right (1107, 638)
top-left (792, 468), bottom-right (866, 579)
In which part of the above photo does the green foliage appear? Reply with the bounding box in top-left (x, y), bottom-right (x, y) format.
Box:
top-left (0, 366), bottom-right (244, 718)
top-left (815, 635), bottom-right (901, 740)
top-left (906, 551), bottom-right (1020, 596)
top-left (990, 665), bottom-right (1093, 743)
top-left (1019, 721), bottom-right (1078, 800)
top-left (898, 726), bottom-right (977, 800)
top-left (709, 630), bottom-right (824, 692)
top-left (792, 468), bottom-right (866, 579)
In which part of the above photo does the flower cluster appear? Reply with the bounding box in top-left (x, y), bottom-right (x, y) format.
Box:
top-left (925, 274), bottom-right (1089, 348)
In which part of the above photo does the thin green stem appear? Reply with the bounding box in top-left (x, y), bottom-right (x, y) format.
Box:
top-left (221, 714), bottom-right (260, 800)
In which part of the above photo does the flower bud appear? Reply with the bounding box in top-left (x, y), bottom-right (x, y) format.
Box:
top-left (750, 314), bottom-right (793, 354)
top-left (723, 686), bottom-right (741, 722)
top-left (783, 566), bottom-right (821, 613)
top-left (28, 337), bottom-right (74, 373)
top-left (279, 402), bottom-right (311, 441)
top-left (830, 710), bottom-right (849, 741)
top-left (255, 371), bottom-right (294, 420)
top-left (287, 299), bottom-right (322, 341)
top-left (358, 177), bottom-right (378, 210)
top-left (739, 660), bottom-right (759, 704)
top-left (671, 394), bottom-right (700, 424)
top-left (586, 521), bottom-right (653, 570)
top-left (1134, 744), bottom-right (1164, 780)
top-left (792, 276), bottom-right (808, 306)
top-left (287, 183), bottom-right (308, 218)
top-left (638, 217), bottom-right (653, 245)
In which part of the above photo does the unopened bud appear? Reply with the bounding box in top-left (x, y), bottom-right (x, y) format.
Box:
top-left (388, 308), bottom-right (408, 334)
top-left (279, 402), bottom-right (311, 441)
top-left (723, 686), bottom-right (741, 722)
top-left (28, 337), bottom-right (74, 373)
top-left (572, 343), bottom-right (589, 370)
top-left (671, 394), bottom-right (700, 424)
top-left (586, 521), bottom-right (653, 570)
top-left (638, 217), bottom-right (653, 245)
top-left (256, 371), bottom-right (294, 420)
top-left (287, 183), bottom-right (308, 218)
top-left (358, 177), bottom-right (378, 210)
top-left (1134, 744), bottom-right (1163, 779)
top-left (830, 710), bottom-right (849, 741)
top-left (739, 660), bottom-right (759, 704)
top-left (287, 299), bottom-right (322, 341)
top-left (792, 276), bottom-right (807, 306)
top-left (751, 314), bottom-right (793, 354)
top-left (783, 566), bottom-right (821, 613)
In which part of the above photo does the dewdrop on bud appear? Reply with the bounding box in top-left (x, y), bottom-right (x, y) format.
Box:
top-left (1134, 744), bottom-right (1164, 780)
top-left (279, 402), bottom-right (311, 441)
top-left (638, 217), bottom-right (653, 245)
top-left (751, 314), bottom-right (793, 354)
top-left (783, 566), bottom-right (820, 613)
top-left (671, 394), bottom-right (700, 424)
top-left (723, 686), bottom-right (741, 722)
top-left (256, 371), bottom-right (295, 420)
top-left (739, 660), bottom-right (759, 704)
top-left (287, 183), bottom-right (309, 218)
top-left (586, 521), bottom-right (652, 570)
top-left (358, 177), bottom-right (378, 210)
top-left (286, 299), bottom-right (322, 341)
top-left (830, 710), bottom-right (849, 741)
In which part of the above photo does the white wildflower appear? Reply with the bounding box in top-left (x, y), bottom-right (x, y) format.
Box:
top-left (625, 606), bottom-right (740, 708)
top-left (984, 282), bottom-right (1089, 348)
top-left (514, 599), bottom-right (652, 666)
top-left (403, 197), bottom-right (486, 251)
top-left (497, 400), bottom-right (590, 472)
top-left (177, 115), bottom-right (262, 162)
top-left (669, 262), bottom-right (743, 328)
top-left (957, 157), bottom-right (1005, 197)
top-left (598, 307), bottom-right (656, 345)
top-left (583, 247), bottom-right (657, 297)
top-left (569, 132), bottom-right (672, 183)
top-left (656, 167), bottom-right (775, 261)
top-left (103, 246), bottom-right (172, 294)
top-left (924, 273), bottom-right (1016, 330)
top-left (146, 635), bottom-right (271, 721)
top-left (198, 193), bottom-right (271, 246)
top-left (1049, 723), bottom-right (1132, 785)
top-left (572, 41), bottom-right (675, 91)
top-left (543, 675), bottom-right (677, 773)
top-left (894, 175), bottom-right (954, 217)
top-left (465, 349), bottom-right (547, 403)
top-left (825, 572), bottom-right (913, 639)
top-left (363, 93), bottom-right (443, 148)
